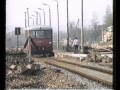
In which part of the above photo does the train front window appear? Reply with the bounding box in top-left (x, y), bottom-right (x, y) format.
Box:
top-left (45, 30), bottom-right (52, 38)
top-left (36, 31), bottom-right (45, 38)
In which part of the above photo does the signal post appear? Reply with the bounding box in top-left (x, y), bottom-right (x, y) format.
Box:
top-left (15, 27), bottom-right (20, 53)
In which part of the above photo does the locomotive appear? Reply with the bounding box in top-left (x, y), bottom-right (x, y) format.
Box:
top-left (23, 25), bottom-right (54, 57)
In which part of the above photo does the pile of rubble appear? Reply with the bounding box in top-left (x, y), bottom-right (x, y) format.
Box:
top-left (83, 50), bottom-right (113, 64)
top-left (6, 55), bottom-right (30, 74)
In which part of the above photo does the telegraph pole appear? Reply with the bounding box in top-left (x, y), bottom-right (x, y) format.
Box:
top-left (53, 0), bottom-right (60, 50)
top-left (27, 8), bottom-right (29, 27)
top-left (29, 17), bottom-right (34, 25)
top-left (39, 13), bottom-right (41, 25)
top-left (42, 3), bottom-right (51, 26)
top-left (81, 0), bottom-right (84, 53)
top-left (38, 8), bottom-right (46, 25)
top-left (34, 11), bottom-right (39, 25)
top-left (49, 5), bottom-right (51, 26)
top-left (32, 15), bottom-right (37, 25)
top-left (66, 0), bottom-right (69, 52)
top-left (24, 12), bottom-right (27, 28)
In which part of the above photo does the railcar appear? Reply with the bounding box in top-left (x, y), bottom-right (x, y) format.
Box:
top-left (23, 25), bottom-right (54, 56)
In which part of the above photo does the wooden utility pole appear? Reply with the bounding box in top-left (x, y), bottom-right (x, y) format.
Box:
top-left (25, 12), bottom-right (27, 28)
top-left (67, 0), bottom-right (69, 52)
top-left (54, 0), bottom-right (60, 51)
top-left (27, 8), bottom-right (29, 27)
top-left (81, 0), bottom-right (84, 53)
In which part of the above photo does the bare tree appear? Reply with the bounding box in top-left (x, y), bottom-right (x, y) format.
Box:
top-left (90, 13), bottom-right (100, 42)
top-left (91, 13), bottom-right (99, 29)
top-left (69, 21), bottom-right (81, 41)
top-left (103, 5), bottom-right (113, 28)
top-left (69, 22), bottom-right (76, 39)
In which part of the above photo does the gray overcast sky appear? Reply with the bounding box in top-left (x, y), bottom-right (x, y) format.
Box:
top-left (6, 0), bottom-right (113, 33)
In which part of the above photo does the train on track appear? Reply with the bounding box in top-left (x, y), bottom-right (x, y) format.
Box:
top-left (23, 25), bottom-right (54, 57)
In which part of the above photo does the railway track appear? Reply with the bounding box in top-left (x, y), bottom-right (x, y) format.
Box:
top-left (44, 57), bottom-right (112, 87)
top-left (50, 57), bottom-right (112, 75)
top-left (6, 53), bottom-right (113, 88)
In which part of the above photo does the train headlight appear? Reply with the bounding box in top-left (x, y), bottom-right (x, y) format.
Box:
top-left (49, 41), bottom-right (52, 44)
top-left (42, 47), bottom-right (44, 50)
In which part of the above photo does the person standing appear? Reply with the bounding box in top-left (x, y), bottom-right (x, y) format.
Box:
top-left (72, 37), bottom-right (79, 53)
